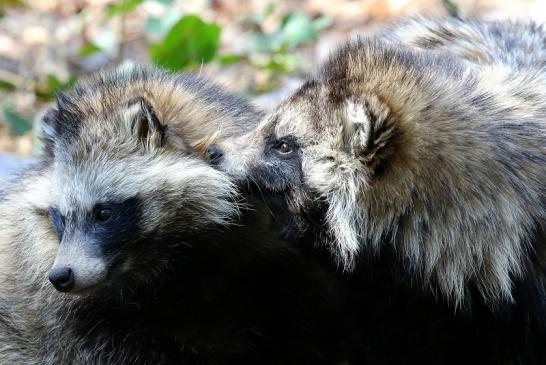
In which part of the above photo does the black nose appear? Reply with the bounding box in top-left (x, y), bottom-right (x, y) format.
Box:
top-left (48, 267), bottom-right (75, 292)
top-left (205, 145), bottom-right (224, 165)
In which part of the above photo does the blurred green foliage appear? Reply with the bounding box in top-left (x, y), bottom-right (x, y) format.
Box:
top-left (0, 0), bottom-right (24, 18)
top-left (105, 0), bottom-right (144, 18)
top-left (82, 1), bottom-right (223, 72)
top-left (149, 15), bottom-right (221, 71)
top-left (244, 10), bottom-right (331, 52)
top-left (80, 1), bottom-right (332, 92)
top-left (34, 74), bottom-right (77, 101)
top-left (442, 0), bottom-right (460, 17)
top-left (2, 106), bottom-right (32, 136)
top-left (0, 80), bottom-right (15, 91)
top-left (240, 6), bottom-right (332, 91)
top-left (78, 42), bottom-right (102, 57)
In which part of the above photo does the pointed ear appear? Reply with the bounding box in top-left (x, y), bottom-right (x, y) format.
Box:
top-left (341, 94), bottom-right (394, 171)
top-left (316, 94), bottom-right (395, 269)
top-left (41, 107), bottom-right (60, 158)
top-left (127, 98), bottom-right (167, 148)
top-left (40, 92), bottom-right (80, 158)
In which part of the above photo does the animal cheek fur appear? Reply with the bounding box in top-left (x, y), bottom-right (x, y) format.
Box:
top-left (304, 150), bottom-right (371, 197)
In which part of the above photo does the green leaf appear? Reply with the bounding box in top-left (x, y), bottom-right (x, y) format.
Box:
top-left (144, 11), bottom-right (182, 38)
top-left (311, 15), bottom-right (332, 32)
top-left (0, 0), bottom-right (23, 17)
top-left (34, 74), bottom-right (77, 101)
top-left (281, 12), bottom-right (317, 49)
top-left (243, 3), bottom-right (275, 27)
top-left (78, 42), bottom-right (102, 57)
top-left (2, 106), bottom-right (32, 136)
top-left (442, 0), bottom-right (460, 17)
top-left (218, 54), bottom-right (244, 65)
top-left (244, 31), bottom-right (274, 53)
top-left (144, 17), bottom-right (163, 35)
top-left (149, 15), bottom-right (221, 71)
top-left (105, 0), bottom-right (143, 18)
top-left (0, 0), bottom-right (24, 9)
top-left (264, 3), bottom-right (276, 17)
top-left (0, 79), bottom-right (15, 91)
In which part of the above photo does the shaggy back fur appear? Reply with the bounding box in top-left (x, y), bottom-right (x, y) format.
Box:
top-left (380, 16), bottom-right (546, 69)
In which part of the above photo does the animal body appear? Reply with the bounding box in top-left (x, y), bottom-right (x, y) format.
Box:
top-left (0, 65), bottom-right (360, 364)
top-left (380, 16), bottom-right (546, 70)
top-left (210, 20), bottom-right (546, 364)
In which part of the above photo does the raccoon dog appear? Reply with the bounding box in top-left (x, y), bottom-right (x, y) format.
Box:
top-left (210, 26), bottom-right (546, 364)
top-left (0, 65), bottom-right (358, 364)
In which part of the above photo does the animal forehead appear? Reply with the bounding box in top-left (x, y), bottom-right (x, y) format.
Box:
top-left (57, 134), bottom-right (136, 175)
top-left (51, 150), bottom-right (155, 210)
top-left (271, 89), bottom-right (337, 141)
top-left (52, 148), bottom-right (220, 211)
top-left (53, 112), bottom-right (127, 153)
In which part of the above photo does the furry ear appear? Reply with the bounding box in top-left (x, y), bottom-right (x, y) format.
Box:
top-left (317, 94), bottom-right (394, 269)
top-left (40, 92), bottom-right (81, 158)
top-left (41, 107), bottom-right (59, 158)
top-left (341, 94), bottom-right (394, 171)
top-left (128, 98), bottom-right (167, 148)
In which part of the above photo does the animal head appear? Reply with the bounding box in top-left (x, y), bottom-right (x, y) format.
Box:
top-left (41, 64), bottom-right (249, 295)
top-left (209, 39), bottom-right (417, 268)
top-left (211, 77), bottom-right (398, 268)
top-left (211, 38), bottom-right (546, 305)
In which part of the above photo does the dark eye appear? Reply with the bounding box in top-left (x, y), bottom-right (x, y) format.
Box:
top-left (275, 140), bottom-right (293, 154)
top-left (48, 207), bottom-right (65, 241)
top-left (95, 208), bottom-right (112, 222)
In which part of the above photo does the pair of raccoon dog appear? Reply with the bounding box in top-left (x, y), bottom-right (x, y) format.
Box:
top-left (1, 17), bottom-right (545, 364)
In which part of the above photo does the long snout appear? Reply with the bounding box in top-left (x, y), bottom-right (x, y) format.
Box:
top-left (49, 238), bottom-right (107, 294)
top-left (49, 266), bottom-right (76, 292)
top-left (205, 133), bottom-right (261, 182)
